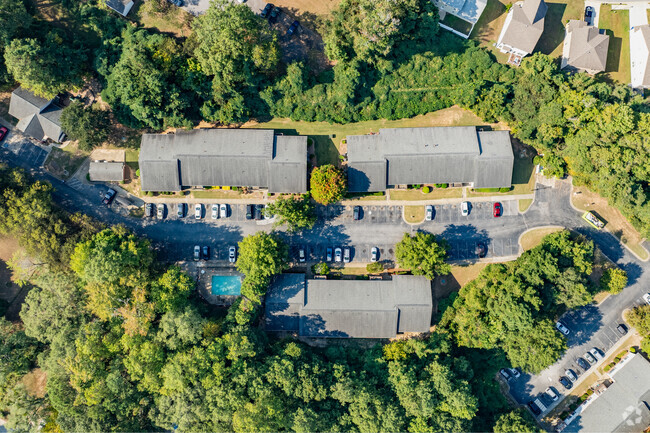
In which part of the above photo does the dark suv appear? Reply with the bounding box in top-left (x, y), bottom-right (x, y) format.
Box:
top-left (254, 204), bottom-right (263, 220)
top-left (260, 3), bottom-right (273, 18)
top-left (246, 204), bottom-right (254, 220)
top-left (527, 401), bottom-right (541, 416)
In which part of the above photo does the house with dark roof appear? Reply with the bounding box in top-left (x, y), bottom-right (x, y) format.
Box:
top-left (138, 129), bottom-right (307, 193)
top-left (631, 24), bottom-right (650, 90)
top-left (434, 0), bottom-right (488, 38)
top-left (345, 126), bottom-right (514, 193)
top-left (8, 87), bottom-right (66, 143)
top-left (496, 0), bottom-right (547, 64)
top-left (561, 353), bottom-right (650, 433)
top-left (561, 20), bottom-right (610, 74)
top-left (105, 0), bottom-right (134, 16)
top-left (264, 274), bottom-right (433, 339)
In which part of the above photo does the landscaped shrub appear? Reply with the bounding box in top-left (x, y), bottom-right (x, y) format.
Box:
top-left (438, 183), bottom-right (448, 188)
top-left (499, 187), bottom-right (511, 193)
top-left (223, 186), bottom-right (231, 190)
top-left (422, 186), bottom-right (430, 193)
top-left (604, 363), bottom-right (614, 372)
top-left (232, 186), bottom-right (238, 191)
top-left (630, 347), bottom-right (637, 353)
top-left (86, 173), bottom-right (90, 181)
top-left (136, 169), bottom-right (140, 177)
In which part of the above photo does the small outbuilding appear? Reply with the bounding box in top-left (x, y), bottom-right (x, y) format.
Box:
top-left (105, 0), bottom-right (134, 16)
top-left (89, 161), bottom-right (125, 182)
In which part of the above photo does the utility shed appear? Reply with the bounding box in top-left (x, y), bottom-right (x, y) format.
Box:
top-left (89, 162), bottom-right (125, 182)
top-left (264, 274), bottom-right (432, 339)
top-left (346, 127), bottom-right (514, 192)
top-left (138, 129), bottom-right (307, 193)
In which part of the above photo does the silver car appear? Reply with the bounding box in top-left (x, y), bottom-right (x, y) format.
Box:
top-left (371, 247), bottom-right (378, 262)
top-left (343, 248), bottom-right (350, 263)
top-left (425, 205), bottom-right (433, 221)
top-left (211, 204), bottom-right (219, 219)
top-left (461, 201), bottom-right (469, 216)
top-left (229, 246), bottom-right (236, 263)
top-left (195, 204), bottom-right (202, 219)
top-left (220, 203), bottom-right (228, 218)
top-left (334, 247), bottom-right (342, 263)
top-left (177, 203), bottom-right (185, 218)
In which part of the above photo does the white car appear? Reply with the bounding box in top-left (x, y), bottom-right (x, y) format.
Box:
top-left (334, 247), bottom-right (342, 263)
top-left (643, 293), bottom-right (650, 305)
top-left (589, 348), bottom-right (603, 361)
top-left (425, 205), bottom-right (434, 221)
top-left (565, 369), bottom-right (577, 382)
top-left (371, 247), bottom-right (378, 262)
top-left (555, 321), bottom-right (570, 336)
top-left (157, 203), bottom-right (165, 219)
top-left (508, 368), bottom-right (520, 378)
top-left (211, 204), bottom-right (219, 219)
top-left (229, 246), bottom-right (236, 263)
top-left (461, 201), bottom-right (469, 216)
top-left (545, 387), bottom-right (559, 401)
top-left (343, 248), bottom-right (350, 263)
top-left (195, 204), bottom-right (202, 219)
top-left (220, 204), bottom-right (228, 218)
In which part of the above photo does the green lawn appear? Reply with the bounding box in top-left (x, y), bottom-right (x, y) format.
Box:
top-left (246, 106), bottom-right (503, 167)
top-left (133, 1), bottom-right (193, 38)
top-left (536, 1), bottom-right (584, 57)
top-left (125, 149), bottom-right (140, 171)
top-left (598, 6), bottom-right (630, 84)
top-left (470, 0), bottom-right (512, 64)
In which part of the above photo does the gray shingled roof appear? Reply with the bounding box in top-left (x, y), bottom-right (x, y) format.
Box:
top-left (89, 162), bottom-right (125, 182)
top-left (498, 0), bottom-right (547, 54)
top-left (105, 0), bottom-right (133, 16)
top-left (563, 354), bottom-right (650, 433)
top-left (264, 275), bottom-right (432, 338)
top-left (139, 129), bottom-right (307, 193)
top-left (346, 127), bottom-right (514, 192)
top-left (8, 87), bottom-right (65, 142)
top-left (562, 20), bottom-right (610, 73)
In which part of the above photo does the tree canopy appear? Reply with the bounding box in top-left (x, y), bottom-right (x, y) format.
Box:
top-left (395, 232), bottom-right (451, 279)
top-left (310, 165), bottom-right (347, 205)
top-left (264, 194), bottom-right (316, 232)
top-left (60, 102), bottom-right (111, 151)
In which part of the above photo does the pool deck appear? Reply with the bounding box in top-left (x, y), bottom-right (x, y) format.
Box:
top-left (197, 266), bottom-right (244, 306)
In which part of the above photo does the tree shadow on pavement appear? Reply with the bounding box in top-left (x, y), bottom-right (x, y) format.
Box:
top-left (437, 224), bottom-right (491, 260)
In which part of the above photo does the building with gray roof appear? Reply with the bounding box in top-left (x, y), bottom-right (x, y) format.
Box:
top-left (631, 24), bottom-right (650, 90)
top-left (561, 20), bottom-right (610, 74)
top-left (562, 353), bottom-right (650, 433)
top-left (434, 0), bottom-right (488, 38)
top-left (105, 0), bottom-right (134, 16)
top-left (89, 162), bottom-right (125, 182)
top-left (264, 274), bottom-right (432, 339)
top-left (138, 129), bottom-right (307, 193)
top-left (8, 87), bottom-right (66, 143)
top-left (346, 127), bottom-right (514, 193)
top-left (496, 0), bottom-right (547, 61)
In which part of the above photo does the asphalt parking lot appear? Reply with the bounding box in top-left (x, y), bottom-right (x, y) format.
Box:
top-left (15, 142), bottom-right (47, 167)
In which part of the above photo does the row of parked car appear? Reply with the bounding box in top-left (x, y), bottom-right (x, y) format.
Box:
top-left (144, 203), bottom-right (269, 220)
top-left (424, 201), bottom-right (502, 221)
top-left (194, 245), bottom-right (237, 263)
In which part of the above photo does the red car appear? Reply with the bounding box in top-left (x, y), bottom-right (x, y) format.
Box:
top-left (0, 126), bottom-right (8, 142)
top-left (493, 202), bottom-right (502, 217)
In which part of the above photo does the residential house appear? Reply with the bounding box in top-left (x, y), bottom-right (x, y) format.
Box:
top-left (345, 126), bottom-right (514, 193)
top-left (105, 0), bottom-right (134, 16)
top-left (561, 353), bottom-right (650, 432)
top-left (561, 20), bottom-right (610, 74)
top-left (264, 274), bottom-right (433, 339)
top-left (434, 0), bottom-right (488, 38)
top-left (8, 86), bottom-right (66, 143)
top-left (496, 0), bottom-right (548, 65)
top-left (631, 24), bottom-right (650, 90)
top-left (138, 129), bottom-right (307, 193)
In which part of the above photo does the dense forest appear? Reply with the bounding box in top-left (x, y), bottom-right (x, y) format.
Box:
top-left (0, 162), bottom-right (613, 431)
top-left (1, 0), bottom-right (649, 236)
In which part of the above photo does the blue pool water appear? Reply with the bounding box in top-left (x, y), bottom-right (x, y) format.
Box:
top-left (211, 275), bottom-right (242, 296)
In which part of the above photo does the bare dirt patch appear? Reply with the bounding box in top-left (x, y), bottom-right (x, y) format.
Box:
top-left (572, 186), bottom-right (648, 260)
top-left (21, 368), bottom-right (47, 398)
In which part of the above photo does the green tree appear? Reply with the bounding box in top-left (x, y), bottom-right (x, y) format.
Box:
top-left (102, 28), bottom-right (194, 129)
top-left (502, 319), bottom-right (567, 374)
top-left (264, 194), bottom-right (316, 232)
top-left (625, 305), bottom-right (650, 336)
top-left (0, 0), bottom-right (31, 46)
top-left (493, 409), bottom-right (540, 433)
top-left (150, 266), bottom-right (194, 313)
top-left (4, 383), bottom-right (49, 432)
top-left (367, 262), bottom-right (384, 273)
top-left (313, 262), bottom-right (330, 275)
top-left (600, 268), bottom-right (628, 294)
top-left (395, 232), bottom-right (450, 279)
top-left (4, 34), bottom-right (85, 98)
top-left (60, 102), bottom-right (110, 151)
top-left (310, 165), bottom-right (347, 205)
top-left (236, 232), bottom-right (288, 280)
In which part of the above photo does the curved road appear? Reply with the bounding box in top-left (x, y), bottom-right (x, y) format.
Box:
top-left (2, 139), bottom-right (650, 418)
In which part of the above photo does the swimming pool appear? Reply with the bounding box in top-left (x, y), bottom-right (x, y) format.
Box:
top-left (211, 275), bottom-right (242, 296)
